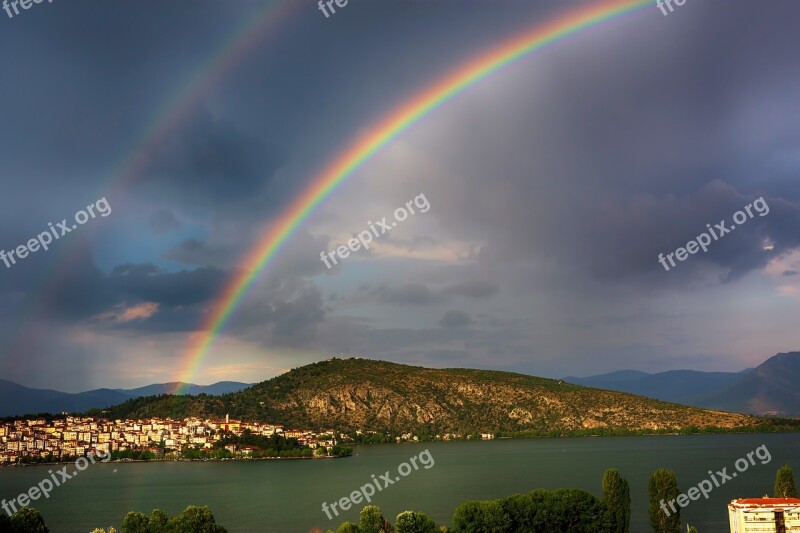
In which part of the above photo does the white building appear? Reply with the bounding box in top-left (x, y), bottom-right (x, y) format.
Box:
top-left (729, 497), bottom-right (800, 533)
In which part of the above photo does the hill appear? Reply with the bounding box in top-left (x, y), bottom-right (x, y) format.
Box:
top-left (696, 352), bottom-right (800, 415)
top-left (564, 352), bottom-right (800, 416)
top-left (93, 358), bottom-right (773, 435)
top-left (564, 369), bottom-right (747, 405)
top-left (0, 379), bottom-right (251, 417)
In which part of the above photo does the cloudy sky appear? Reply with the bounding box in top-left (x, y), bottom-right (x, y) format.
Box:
top-left (1, 0), bottom-right (799, 391)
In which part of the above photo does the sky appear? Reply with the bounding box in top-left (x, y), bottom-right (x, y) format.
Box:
top-left (1, 0), bottom-right (799, 392)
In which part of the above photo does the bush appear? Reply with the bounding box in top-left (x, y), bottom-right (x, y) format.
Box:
top-left (121, 512), bottom-right (149, 533)
top-left (9, 507), bottom-right (49, 533)
top-left (336, 522), bottom-right (360, 533)
top-left (394, 511), bottom-right (436, 533)
top-left (166, 506), bottom-right (226, 533)
top-left (359, 506), bottom-right (387, 533)
top-left (451, 500), bottom-right (511, 532)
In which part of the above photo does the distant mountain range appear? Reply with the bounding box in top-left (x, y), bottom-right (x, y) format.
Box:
top-left (94, 358), bottom-right (772, 434)
top-left (564, 351), bottom-right (800, 416)
top-left (0, 380), bottom-right (251, 417)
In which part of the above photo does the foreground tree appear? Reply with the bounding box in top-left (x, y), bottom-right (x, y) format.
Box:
top-left (121, 511), bottom-right (149, 533)
top-left (775, 465), bottom-right (798, 498)
top-left (602, 468), bottom-right (631, 533)
top-left (451, 499), bottom-right (511, 532)
top-left (336, 522), bottom-right (359, 533)
top-left (166, 505), bottom-right (227, 533)
top-left (9, 507), bottom-right (49, 533)
top-left (394, 511), bottom-right (436, 533)
top-left (148, 509), bottom-right (169, 532)
top-left (649, 468), bottom-right (681, 533)
top-left (360, 506), bottom-right (391, 533)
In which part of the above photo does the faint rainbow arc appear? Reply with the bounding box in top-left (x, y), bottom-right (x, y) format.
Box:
top-left (9, 0), bottom-right (300, 364)
top-left (177, 0), bottom-right (651, 388)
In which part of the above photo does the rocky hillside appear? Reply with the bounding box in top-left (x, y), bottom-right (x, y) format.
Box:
top-left (91, 358), bottom-right (775, 434)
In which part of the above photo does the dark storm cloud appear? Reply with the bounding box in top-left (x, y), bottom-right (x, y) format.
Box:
top-left (417, 0), bottom-right (800, 288)
top-left (439, 310), bottom-right (472, 329)
top-left (138, 108), bottom-right (282, 203)
top-left (110, 263), bottom-right (230, 307)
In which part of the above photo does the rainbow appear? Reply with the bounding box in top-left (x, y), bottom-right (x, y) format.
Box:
top-left (175, 0), bottom-right (651, 388)
top-left (8, 1), bottom-right (301, 364)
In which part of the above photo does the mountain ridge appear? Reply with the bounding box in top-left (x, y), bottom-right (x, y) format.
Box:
top-left (0, 379), bottom-right (251, 417)
top-left (91, 358), bottom-right (776, 435)
top-left (563, 351), bottom-right (800, 415)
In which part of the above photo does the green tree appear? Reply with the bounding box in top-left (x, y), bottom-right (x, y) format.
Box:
top-left (360, 506), bottom-right (388, 533)
top-left (775, 465), bottom-right (798, 498)
top-left (394, 511), bottom-right (436, 533)
top-left (501, 493), bottom-right (544, 532)
top-left (686, 525), bottom-right (698, 533)
top-left (649, 468), bottom-right (681, 533)
top-left (148, 509), bottom-right (169, 533)
top-left (602, 468), bottom-right (631, 533)
top-left (9, 507), bottom-right (49, 533)
top-left (0, 512), bottom-right (11, 531)
top-left (121, 512), bottom-right (149, 533)
top-left (336, 522), bottom-right (360, 533)
top-left (166, 506), bottom-right (226, 533)
top-left (548, 488), bottom-right (609, 532)
top-left (451, 500), bottom-right (511, 532)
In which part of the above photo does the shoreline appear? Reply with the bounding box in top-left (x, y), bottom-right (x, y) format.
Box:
top-left (1, 454), bottom-right (350, 468)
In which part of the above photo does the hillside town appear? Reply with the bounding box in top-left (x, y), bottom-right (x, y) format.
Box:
top-left (0, 415), bottom-right (346, 464)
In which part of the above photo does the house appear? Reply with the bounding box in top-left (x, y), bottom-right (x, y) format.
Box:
top-left (728, 497), bottom-right (800, 532)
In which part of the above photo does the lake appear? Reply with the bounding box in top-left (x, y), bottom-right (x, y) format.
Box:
top-left (1, 433), bottom-right (798, 532)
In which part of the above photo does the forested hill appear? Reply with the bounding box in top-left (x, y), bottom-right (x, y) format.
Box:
top-left (91, 358), bottom-right (776, 435)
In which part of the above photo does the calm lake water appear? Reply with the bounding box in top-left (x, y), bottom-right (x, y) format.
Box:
top-left (1, 433), bottom-right (798, 532)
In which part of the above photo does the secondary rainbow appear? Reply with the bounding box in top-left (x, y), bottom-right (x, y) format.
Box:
top-left (177, 0), bottom-right (651, 387)
top-left (8, 0), bottom-right (301, 365)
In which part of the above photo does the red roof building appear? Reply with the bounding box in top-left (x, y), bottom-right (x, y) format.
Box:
top-left (728, 497), bottom-right (800, 533)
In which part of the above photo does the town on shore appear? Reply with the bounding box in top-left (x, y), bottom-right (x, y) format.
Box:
top-left (0, 414), bottom-right (365, 465)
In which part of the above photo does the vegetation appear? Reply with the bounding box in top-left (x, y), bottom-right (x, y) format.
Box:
top-left (212, 429), bottom-right (313, 457)
top-left (648, 468), bottom-right (681, 533)
top-left (0, 507), bottom-right (49, 533)
top-left (89, 358), bottom-right (787, 436)
top-left (359, 506), bottom-right (391, 533)
top-left (774, 464), bottom-right (798, 498)
top-left (90, 505), bottom-right (227, 533)
top-left (327, 475), bottom-right (626, 533)
top-left (395, 511), bottom-right (437, 533)
top-left (602, 468), bottom-right (631, 533)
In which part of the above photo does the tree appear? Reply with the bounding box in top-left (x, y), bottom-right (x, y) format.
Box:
top-left (686, 525), bottom-right (698, 533)
top-left (775, 465), bottom-right (798, 498)
top-left (166, 506), bottom-right (226, 533)
top-left (649, 468), bottom-right (681, 533)
top-left (394, 511), bottom-right (436, 533)
top-left (121, 512), bottom-right (149, 533)
top-left (501, 493), bottom-right (545, 532)
top-left (148, 509), bottom-right (169, 533)
top-left (336, 522), bottom-right (359, 533)
top-left (360, 506), bottom-right (388, 533)
top-left (548, 488), bottom-right (610, 532)
top-left (602, 468), bottom-right (631, 533)
top-left (9, 507), bottom-right (49, 533)
top-left (451, 500), bottom-right (511, 532)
